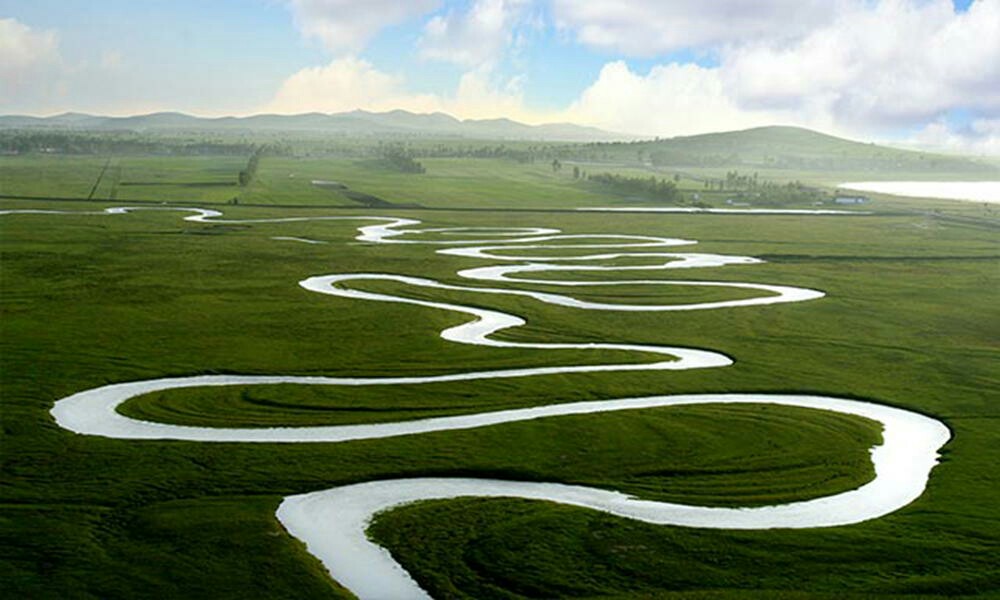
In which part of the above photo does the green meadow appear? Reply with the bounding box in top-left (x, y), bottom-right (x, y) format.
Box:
top-left (1, 150), bottom-right (999, 598)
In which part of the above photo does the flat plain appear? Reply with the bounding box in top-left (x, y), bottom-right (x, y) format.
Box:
top-left (1, 148), bottom-right (999, 598)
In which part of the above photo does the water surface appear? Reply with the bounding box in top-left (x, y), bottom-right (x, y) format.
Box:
top-left (839, 181), bottom-right (1000, 203)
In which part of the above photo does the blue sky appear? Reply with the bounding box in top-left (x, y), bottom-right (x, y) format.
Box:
top-left (1, 0), bottom-right (998, 152)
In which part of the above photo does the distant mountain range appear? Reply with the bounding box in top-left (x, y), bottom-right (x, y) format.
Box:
top-left (2, 111), bottom-right (994, 173)
top-left (0, 110), bottom-right (629, 142)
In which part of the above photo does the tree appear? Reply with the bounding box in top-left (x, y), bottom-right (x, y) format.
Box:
top-left (572, 166), bottom-right (580, 179)
top-left (551, 158), bottom-right (562, 173)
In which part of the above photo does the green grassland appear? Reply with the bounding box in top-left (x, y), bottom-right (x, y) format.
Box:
top-left (0, 154), bottom-right (632, 209)
top-left (240, 156), bottom-right (638, 209)
top-left (0, 154), bottom-right (247, 204)
top-left (1, 155), bottom-right (999, 599)
top-left (3, 147), bottom-right (999, 217)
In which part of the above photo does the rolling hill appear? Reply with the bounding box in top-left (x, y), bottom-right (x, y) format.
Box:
top-left (2, 112), bottom-right (995, 174)
top-left (610, 126), bottom-right (993, 173)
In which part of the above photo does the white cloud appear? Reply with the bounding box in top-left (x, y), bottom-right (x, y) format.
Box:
top-left (723, 0), bottom-right (1000, 129)
top-left (556, 0), bottom-right (1000, 153)
top-left (450, 66), bottom-right (537, 120)
top-left (909, 118), bottom-right (1000, 155)
top-left (266, 0), bottom-right (1000, 155)
top-left (265, 56), bottom-right (547, 122)
top-left (0, 18), bottom-right (61, 102)
top-left (267, 56), bottom-right (422, 114)
top-left (419, 0), bottom-right (530, 67)
top-left (285, 0), bottom-right (439, 54)
top-left (563, 61), bottom-right (786, 137)
top-left (550, 0), bottom-right (849, 56)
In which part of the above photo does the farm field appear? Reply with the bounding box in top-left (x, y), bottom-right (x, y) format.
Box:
top-left (2, 160), bottom-right (998, 599)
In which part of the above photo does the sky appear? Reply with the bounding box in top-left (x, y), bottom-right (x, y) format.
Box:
top-left (1, 0), bottom-right (998, 153)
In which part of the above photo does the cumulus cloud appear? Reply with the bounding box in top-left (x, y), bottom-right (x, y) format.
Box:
top-left (268, 0), bottom-right (550, 122)
top-left (550, 0), bottom-right (849, 56)
top-left (909, 118), bottom-right (1000, 155)
top-left (266, 56), bottom-right (545, 122)
top-left (285, 0), bottom-right (439, 54)
top-left (267, 56), bottom-right (425, 114)
top-left (266, 0), bottom-right (1000, 154)
top-left (449, 66), bottom-right (536, 119)
top-left (557, 0), bottom-right (1000, 152)
top-left (0, 18), bottom-right (61, 102)
top-left (418, 0), bottom-right (530, 67)
top-left (723, 0), bottom-right (1000, 129)
top-left (564, 61), bottom-right (787, 137)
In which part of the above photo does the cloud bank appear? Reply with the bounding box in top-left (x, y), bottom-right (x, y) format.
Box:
top-left (0, 18), bottom-right (62, 104)
top-left (266, 0), bottom-right (1000, 152)
top-left (550, 0), bottom-right (848, 56)
top-left (4, 1), bottom-right (998, 153)
top-left (266, 57), bottom-right (542, 123)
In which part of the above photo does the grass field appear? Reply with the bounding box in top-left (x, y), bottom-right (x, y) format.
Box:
top-left (1, 155), bottom-right (999, 598)
top-left (5, 153), bottom-right (998, 217)
top-left (0, 155), bottom-right (246, 203)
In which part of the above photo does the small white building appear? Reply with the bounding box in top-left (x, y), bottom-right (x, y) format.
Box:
top-left (834, 195), bottom-right (869, 204)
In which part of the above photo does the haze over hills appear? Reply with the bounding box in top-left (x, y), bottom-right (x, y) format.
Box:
top-left (0, 110), bottom-right (629, 142)
top-left (613, 126), bottom-right (997, 174)
top-left (2, 110), bottom-right (996, 175)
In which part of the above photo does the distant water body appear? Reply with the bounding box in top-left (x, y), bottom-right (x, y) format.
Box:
top-left (839, 181), bottom-right (1000, 203)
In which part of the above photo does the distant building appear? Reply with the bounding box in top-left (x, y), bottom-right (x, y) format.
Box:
top-left (834, 195), bottom-right (869, 204)
top-left (311, 180), bottom-right (347, 189)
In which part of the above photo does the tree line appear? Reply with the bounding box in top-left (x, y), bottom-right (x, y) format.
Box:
top-left (374, 144), bottom-right (426, 173)
top-left (0, 130), bottom-right (258, 156)
top-left (238, 146), bottom-right (264, 186)
top-left (586, 172), bottom-right (681, 202)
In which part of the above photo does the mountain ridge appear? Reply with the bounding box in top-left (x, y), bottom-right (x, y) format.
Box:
top-left (0, 110), bottom-right (630, 142)
top-left (2, 112), bottom-right (994, 170)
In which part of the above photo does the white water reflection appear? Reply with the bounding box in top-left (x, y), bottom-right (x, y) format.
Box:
top-left (839, 181), bottom-right (1000, 203)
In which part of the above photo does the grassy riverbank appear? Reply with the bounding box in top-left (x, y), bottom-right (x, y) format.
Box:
top-left (2, 181), bottom-right (998, 597)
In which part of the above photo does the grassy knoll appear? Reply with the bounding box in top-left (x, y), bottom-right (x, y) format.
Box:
top-left (1, 191), bottom-right (998, 598)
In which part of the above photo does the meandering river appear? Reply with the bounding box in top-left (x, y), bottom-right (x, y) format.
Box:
top-left (2, 206), bottom-right (951, 599)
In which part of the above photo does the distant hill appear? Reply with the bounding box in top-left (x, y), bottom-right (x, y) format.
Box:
top-left (2, 113), bottom-right (993, 173)
top-left (615, 126), bottom-right (993, 173)
top-left (0, 110), bottom-right (628, 142)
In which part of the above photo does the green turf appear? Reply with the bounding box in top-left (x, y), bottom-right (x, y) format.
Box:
top-left (1, 165), bottom-right (998, 599)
